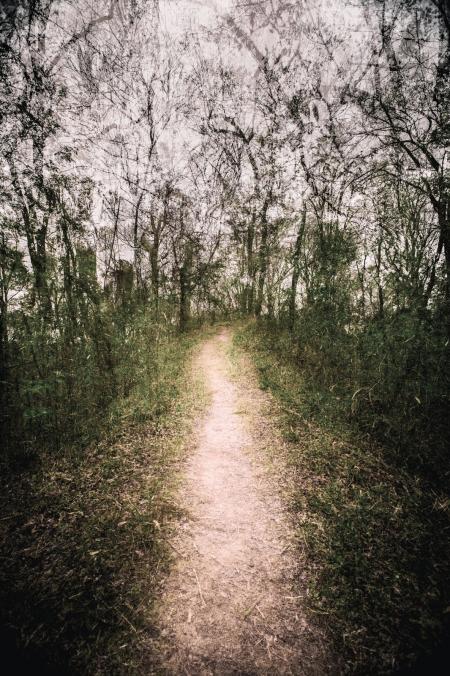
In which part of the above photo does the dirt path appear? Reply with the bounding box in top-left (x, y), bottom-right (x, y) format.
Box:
top-left (158, 329), bottom-right (327, 675)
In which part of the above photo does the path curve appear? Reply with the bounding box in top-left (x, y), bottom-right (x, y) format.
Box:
top-left (158, 328), bottom-right (327, 675)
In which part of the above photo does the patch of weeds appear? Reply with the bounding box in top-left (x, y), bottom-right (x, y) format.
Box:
top-left (0, 331), bottom-right (203, 675)
top-left (234, 321), bottom-right (450, 675)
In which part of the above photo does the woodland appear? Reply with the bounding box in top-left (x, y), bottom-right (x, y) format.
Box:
top-left (0, 0), bottom-right (449, 674)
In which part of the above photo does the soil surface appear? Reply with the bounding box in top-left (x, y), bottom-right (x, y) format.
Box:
top-left (158, 328), bottom-right (328, 675)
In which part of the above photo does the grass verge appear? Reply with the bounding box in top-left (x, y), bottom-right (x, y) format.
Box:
top-left (234, 320), bottom-right (450, 675)
top-left (0, 329), bottom-right (205, 675)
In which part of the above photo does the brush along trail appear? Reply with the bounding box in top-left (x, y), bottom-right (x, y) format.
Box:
top-left (157, 328), bottom-right (328, 675)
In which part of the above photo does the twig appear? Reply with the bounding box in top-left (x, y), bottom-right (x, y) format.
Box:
top-left (305, 605), bottom-right (330, 615)
top-left (167, 539), bottom-right (185, 558)
top-left (281, 406), bottom-right (303, 420)
top-left (244, 596), bottom-right (263, 619)
top-left (193, 568), bottom-right (206, 606)
top-left (118, 610), bottom-right (138, 633)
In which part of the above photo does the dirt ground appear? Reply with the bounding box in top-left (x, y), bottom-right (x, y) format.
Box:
top-left (157, 328), bottom-right (329, 675)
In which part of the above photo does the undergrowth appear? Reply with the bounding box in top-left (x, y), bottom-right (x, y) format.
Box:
top-left (0, 328), bottom-right (204, 675)
top-left (234, 321), bottom-right (450, 675)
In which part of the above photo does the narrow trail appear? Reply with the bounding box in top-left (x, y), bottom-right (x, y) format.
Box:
top-left (158, 329), bottom-right (327, 675)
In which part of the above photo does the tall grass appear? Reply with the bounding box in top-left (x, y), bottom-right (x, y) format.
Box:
top-left (2, 299), bottom-right (183, 463)
top-left (235, 320), bottom-right (450, 674)
top-left (0, 308), bottom-right (200, 674)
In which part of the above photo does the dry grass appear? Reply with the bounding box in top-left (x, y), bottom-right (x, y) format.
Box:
top-left (0, 331), bottom-right (206, 675)
top-left (234, 321), bottom-right (450, 675)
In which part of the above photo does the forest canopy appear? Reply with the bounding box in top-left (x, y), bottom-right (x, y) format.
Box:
top-left (1, 0), bottom-right (449, 468)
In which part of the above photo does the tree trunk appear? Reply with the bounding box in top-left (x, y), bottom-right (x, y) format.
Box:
top-left (255, 200), bottom-right (269, 317)
top-left (179, 264), bottom-right (190, 331)
top-left (438, 193), bottom-right (450, 332)
top-left (0, 292), bottom-right (8, 434)
top-left (150, 238), bottom-right (160, 315)
top-left (288, 204), bottom-right (306, 331)
top-left (133, 194), bottom-right (144, 298)
top-left (246, 214), bottom-right (256, 314)
top-left (376, 235), bottom-right (384, 319)
top-left (179, 240), bottom-right (193, 331)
